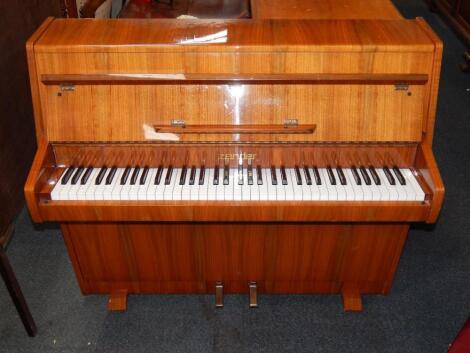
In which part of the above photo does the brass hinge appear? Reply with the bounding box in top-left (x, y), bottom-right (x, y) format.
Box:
top-left (170, 119), bottom-right (186, 128)
top-left (60, 83), bottom-right (75, 92)
top-left (394, 83), bottom-right (409, 91)
top-left (284, 118), bottom-right (299, 128)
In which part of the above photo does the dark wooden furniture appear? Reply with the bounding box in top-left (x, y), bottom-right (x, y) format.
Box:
top-left (0, 0), bottom-right (59, 261)
top-left (0, 235), bottom-right (37, 337)
top-left (24, 1), bottom-right (444, 313)
top-left (427, 0), bottom-right (470, 71)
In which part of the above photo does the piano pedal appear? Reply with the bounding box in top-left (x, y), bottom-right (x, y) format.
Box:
top-left (249, 282), bottom-right (258, 308)
top-left (215, 282), bottom-right (224, 308)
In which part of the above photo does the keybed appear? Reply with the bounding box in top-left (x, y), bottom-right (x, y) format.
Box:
top-left (50, 164), bottom-right (426, 202)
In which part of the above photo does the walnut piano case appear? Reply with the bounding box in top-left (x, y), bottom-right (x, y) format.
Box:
top-left (25, 18), bottom-right (444, 312)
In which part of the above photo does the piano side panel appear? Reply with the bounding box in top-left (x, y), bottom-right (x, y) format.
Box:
top-left (61, 222), bottom-right (408, 295)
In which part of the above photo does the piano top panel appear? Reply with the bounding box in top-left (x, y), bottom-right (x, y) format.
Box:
top-left (34, 19), bottom-right (435, 53)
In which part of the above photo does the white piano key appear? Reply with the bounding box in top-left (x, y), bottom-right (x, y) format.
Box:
top-left (154, 168), bottom-right (167, 201)
top-left (78, 168), bottom-right (99, 200)
top-left (344, 169), bottom-right (362, 201)
top-left (377, 169), bottom-right (399, 201)
top-left (234, 168), bottom-right (244, 201)
top-left (181, 169), bottom-right (193, 201)
top-left (287, 169), bottom-right (299, 201)
top-left (215, 168), bottom-right (225, 201)
top-left (314, 168), bottom-right (328, 201)
top-left (199, 168), bottom-right (209, 201)
top-left (51, 168), bottom-right (70, 200)
top-left (110, 168), bottom-right (125, 201)
top-left (299, 168), bottom-right (312, 201)
top-left (406, 169), bottom-right (426, 202)
top-left (128, 168), bottom-right (142, 200)
top-left (221, 168), bottom-right (235, 201)
top-left (259, 168), bottom-right (269, 201)
top-left (249, 166), bottom-right (261, 201)
top-left (335, 169), bottom-right (347, 201)
top-left (138, 168), bottom-right (155, 200)
top-left (189, 169), bottom-right (200, 201)
top-left (401, 168), bottom-right (425, 201)
top-left (120, 168), bottom-right (135, 201)
top-left (242, 167), bottom-right (251, 201)
top-left (321, 169), bottom-right (337, 201)
top-left (207, 168), bottom-right (217, 201)
top-left (275, 168), bottom-right (286, 201)
top-left (171, 168), bottom-right (183, 201)
top-left (372, 168), bottom-right (390, 201)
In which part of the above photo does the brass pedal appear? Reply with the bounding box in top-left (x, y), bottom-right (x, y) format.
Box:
top-left (215, 282), bottom-right (224, 308)
top-left (249, 282), bottom-right (258, 308)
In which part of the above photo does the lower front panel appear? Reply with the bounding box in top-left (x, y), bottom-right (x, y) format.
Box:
top-left (60, 222), bottom-right (409, 295)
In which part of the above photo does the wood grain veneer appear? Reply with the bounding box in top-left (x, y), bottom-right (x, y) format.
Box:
top-left (24, 11), bottom-right (445, 311)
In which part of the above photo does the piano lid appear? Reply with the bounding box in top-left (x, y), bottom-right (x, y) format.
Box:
top-left (34, 18), bottom-right (435, 53)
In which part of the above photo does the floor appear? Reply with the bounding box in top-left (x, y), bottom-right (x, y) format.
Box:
top-left (1, 1), bottom-right (470, 352)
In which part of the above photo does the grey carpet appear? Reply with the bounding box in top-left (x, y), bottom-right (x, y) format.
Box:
top-left (1, 1), bottom-right (469, 352)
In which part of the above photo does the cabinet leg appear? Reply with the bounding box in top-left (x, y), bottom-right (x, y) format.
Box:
top-left (341, 285), bottom-right (363, 312)
top-left (107, 290), bottom-right (128, 312)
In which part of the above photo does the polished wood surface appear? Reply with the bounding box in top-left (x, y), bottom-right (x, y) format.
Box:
top-left (24, 11), bottom-right (445, 311)
top-left (61, 222), bottom-right (409, 296)
top-left (252, 0), bottom-right (403, 20)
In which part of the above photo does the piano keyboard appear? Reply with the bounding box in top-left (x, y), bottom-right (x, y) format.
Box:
top-left (50, 165), bottom-right (426, 202)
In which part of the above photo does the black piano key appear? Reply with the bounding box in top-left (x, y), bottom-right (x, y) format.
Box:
top-left (213, 166), bottom-right (219, 185)
top-left (393, 166), bottom-right (406, 185)
top-left (280, 166), bottom-right (288, 185)
top-left (312, 166), bottom-right (321, 185)
top-left (61, 166), bottom-right (75, 185)
top-left (359, 166), bottom-right (371, 185)
top-left (383, 166), bottom-right (396, 185)
top-left (139, 166), bottom-right (149, 185)
top-left (294, 166), bottom-right (302, 185)
top-left (71, 166), bottom-right (84, 185)
top-left (257, 165), bottom-right (263, 185)
top-left (238, 164), bottom-right (243, 185)
top-left (351, 166), bottom-right (362, 185)
top-left (130, 167), bottom-right (140, 185)
top-left (120, 167), bottom-right (131, 185)
top-left (368, 166), bottom-right (381, 185)
top-left (154, 165), bottom-right (163, 185)
top-left (189, 166), bottom-right (196, 185)
top-left (179, 166), bottom-right (187, 185)
top-left (198, 166), bottom-right (205, 185)
top-left (247, 164), bottom-right (254, 185)
top-left (270, 166), bottom-right (278, 185)
top-left (223, 165), bottom-right (230, 185)
top-left (97, 166), bottom-right (108, 185)
top-left (80, 167), bottom-right (93, 185)
top-left (303, 166), bottom-right (312, 185)
top-left (336, 167), bottom-right (347, 185)
top-left (106, 166), bottom-right (117, 185)
top-left (326, 166), bottom-right (336, 185)
top-left (164, 165), bottom-right (173, 185)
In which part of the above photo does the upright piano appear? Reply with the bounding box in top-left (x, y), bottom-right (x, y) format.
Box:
top-left (24, 0), bottom-right (444, 312)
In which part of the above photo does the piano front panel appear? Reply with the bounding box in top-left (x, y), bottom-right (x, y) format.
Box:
top-left (62, 222), bottom-right (408, 295)
top-left (43, 83), bottom-right (425, 142)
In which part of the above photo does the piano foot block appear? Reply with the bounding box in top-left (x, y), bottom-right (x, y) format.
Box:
top-left (107, 290), bottom-right (128, 312)
top-left (249, 282), bottom-right (258, 308)
top-left (341, 286), bottom-right (363, 312)
top-left (215, 282), bottom-right (224, 308)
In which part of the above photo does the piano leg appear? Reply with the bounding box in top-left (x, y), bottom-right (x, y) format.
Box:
top-left (107, 290), bottom-right (128, 312)
top-left (341, 284), bottom-right (363, 312)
